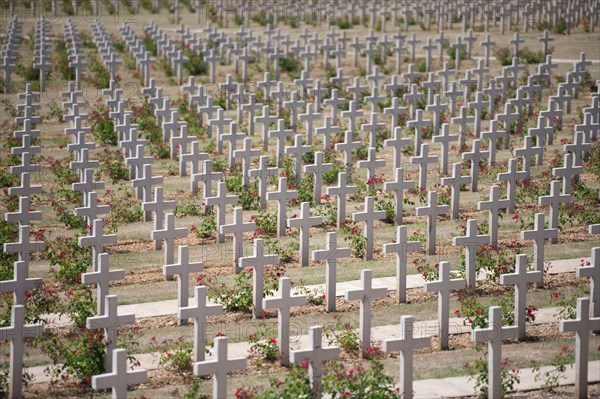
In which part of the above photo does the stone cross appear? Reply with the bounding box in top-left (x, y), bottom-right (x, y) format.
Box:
top-left (559, 298), bottom-right (600, 398)
top-left (79, 219), bottom-right (117, 272)
top-left (150, 213), bottom-right (187, 281)
top-left (288, 202), bottom-right (323, 267)
top-left (315, 116), bottom-right (340, 152)
top-left (81, 253), bottom-right (125, 316)
top-left (335, 131), bottom-right (361, 175)
top-left (481, 34), bottom-right (496, 67)
top-left (352, 197), bottom-right (386, 261)
top-left (312, 232), bottom-right (351, 311)
top-left (538, 180), bottom-right (571, 243)
top-left (180, 141), bottom-right (208, 178)
top-left (410, 143), bottom-right (438, 190)
top-left (178, 286), bottom-right (223, 362)
top-left (87, 295), bottom-right (135, 372)
top-left (432, 123), bottom-right (458, 175)
top-left (521, 213), bottom-right (557, 288)
top-left (496, 159), bottom-right (525, 214)
top-left (164, 246), bottom-right (204, 325)
top-left (269, 119), bottom-right (294, 167)
top-left (132, 164), bottom-right (163, 203)
top-left (513, 135), bottom-right (543, 179)
top-left (482, 119), bottom-right (508, 166)
top-left (407, 110), bottom-right (431, 152)
top-left (239, 238), bottom-right (279, 318)
top-left (3, 224), bottom-right (44, 264)
top-left (553, 153), bottom-right (583, 195)
top-left (290, 326), bottom-right (340, 397)
top-left (0, 260), bottom-right (42, 307)
top-left (303, 151), bottom-right (333, 205)
top-left (382, 315), bottom-right (431, 399)
top-left (477, 185), bottom-right (510, 248)
top-left (441, 163), bottom-right (471, 220)
top-left (8, 172), bottom-right (41, 198)
top-left (453, 219), bottom-right (490, 294)
top-left (72, 169), bottom-right (104, 206)
top-left (357, 147), bottom-right (386, 180)
top-left (424, 261), bottom-right (466, 350)
top-left (577, 247), bottom-right (599, 320)
top-left (471, 307), bottom-right (518, 399)
top-left (284, 134), bottom-right (312, 185)
top-left (92, 348), bottom-right (147, 399)
top-left (462, 139), bottom-right (490, 192)
top-left (266, 177), bottom-right (297, 237)
top-left (221, 206), bottom-right (257, 270)
top-left (384, 127), bottom-right (412, 170)
top-left (451, 106), bottom-right (474, 149)
top-left (0, 305), bottom-right (43, 399)
top-left (249, 156), bottom-right (278, 210)
top-left (500, 254), bottom-right (542, 340)
top-left (345, 269), bottom-right (387, 355)
top-left (263, 277), bottom-right (307, 366)
top-left (142, 187), bottom-right (176, 249)
top-left (205, 182), bottom-right (238, 243)
top-left (383, 225), bottom-right (422, 303)
top-left (384, 167), bottom-right (415, 225)
top-left (194, 336), bottom-right (247, 399)
top-left (415, 191), bottom-right (450, 255)
top-left (233, 138), bottom-right (260, 187)
top-left (326, 172), bottom-right (357, 228)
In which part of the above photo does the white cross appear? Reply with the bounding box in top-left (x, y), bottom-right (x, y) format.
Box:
top-left (462, 139), bottom-right (490, 192)
top-left (150, 213), bottom-right (188, 278)
top-left (205, 182), bottom-right (238, 243)
top-left (0, 260), bottom-right (42, 306)
top-left (477, 185), bottom-right (510, 247)
top-left (303, 151), bottom-right (333, 205)
top-left (346, 269), bottom-right (387, 355)
top-left (410, 143), bottom-right (438, 190)
top-left (538, 180), bottom-right (571, 243)
top-left (384, 126), bottom-right (411, 171)
top-left (326, 172), bottom-right (357, 228)
top-left (383, 225), bottom-right (421, 304)
top-left (471, 306), bottom-right (518, 399)
top-left (335, 131), bottom-right (361, 175)
top-left (87, 295), bottom-right (135, 372)
top-left (315, 116), bottom-right (340, 152)
top-left (221, 207), bottom-right (256, 271)
top-left (353, 196), bottom-right (386, 261)
top-left (312, 232), bottom-right (351, 311)
top-left (263, 277), bottom-right (307, 366)
top-left (553, 153), bottom-right (583, 195)
top-left (521, 213), bottom-right (557, 288)
top-left (81, 253), bottom-right (125, 316)
top-left (194, 336), bottom-right (247, 398)
top-left (266, 177), bottom-right (297, 237)
top-left (0, 305), bottom-right (43, 399)
top-left (284, 134), bottom-right (312, 185)
top-left (453, 219), bottom-right (489, 294)
top-left (441, 163), bottom-right (470, 220)
top-left (8, 172), bottom-right (41, 198)
top-left (178, 286), bottom-right (223, 362)
top-left (384, 167), bottom-right (415, 225)
top-left (500, 254), bottom-right (542, 340)
top-left (432, 123), bottom-right (458, 175)
top-left (5, 196), bottom-right (41, 226)
top-left (482, 119), bottom-right (508, 166)
top-left (288, 202), bottom-right (323, 267)
top-left (3, 224), bottom-right (44, 264)
top-left (382, 315), bottom-right (431, 399)
top-left (577, 247), bottom-right (599, 320)
top-left (559, 297), bottom-right (600, 398)
top-left (290, 325), bottom-right (340, 397)
top-left (424, 261), bottom-right (467, 350)
top-left (92, 348), bottom-right (147, 399)
top-left (164, 246), bottom-right (204, 325)
top-left (249, 155), bottom-right (278, 210)
top-left (79, 219), bottom-right (117, 271)
top-left (415, 191), bottom-right (449, 255)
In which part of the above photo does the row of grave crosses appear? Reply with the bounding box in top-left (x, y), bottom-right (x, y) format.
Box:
top-left (0, 17), bottom-right (21, 92)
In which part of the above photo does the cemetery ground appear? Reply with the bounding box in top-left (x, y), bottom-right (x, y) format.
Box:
top-left (1, 1), bottom-right (600, 398)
